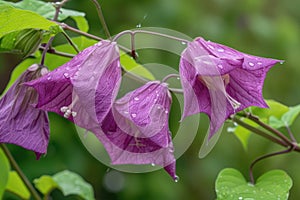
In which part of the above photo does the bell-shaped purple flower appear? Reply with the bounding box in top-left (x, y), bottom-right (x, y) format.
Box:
top-left (0, 65), bottom-right (49, 158)
top-left (25, 40), bottom-right (122, 131)
top-left (94, 81), bottom-right (177, 180)
top-left (180, 37), bottom-right (281, 138)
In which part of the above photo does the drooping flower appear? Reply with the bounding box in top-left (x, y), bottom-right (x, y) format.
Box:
top-left (94, 81), bottom-right (177, 180)
top-left (0, 64), bottom-right (49, 158)
top-left (25, 40), bottom-right (122, 131)
top-left (180, 37), bottom-right (281, 138)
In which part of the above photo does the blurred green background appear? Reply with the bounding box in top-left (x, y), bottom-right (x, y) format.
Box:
top-left (1, 0), bottom-right (300, 199)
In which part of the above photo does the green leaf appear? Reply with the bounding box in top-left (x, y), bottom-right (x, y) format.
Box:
top-left (5, 171), bottom-right (30, 200)
top-left (269, 116), bottom-right (285, 129)
top-left (0, 148), bottom-right (10, 199)
top-left (281, 104), bottom-right (300, 126)
top-left (233, 118), bottom-right (257, 150)
top-left (72, 16), bottom-right (89, 32)
top-left (215, 168), bottom-right (292, 200)
top-left (250, 100), bottom-right (289, 120)
top-left (268, 104), bottom-right (300, 129)
top-left (34, 175), bottom-right (58, 196)
top-left (120, 51), bottom-right (155, 80)
top-left (0, 4), bottom-right (59, 38)
top-left (0, 0), bottom-right (85, 21)
top-left (53, 170), bottom-right (95, 200)
top-left (0, 29), bottom-right (43, 57)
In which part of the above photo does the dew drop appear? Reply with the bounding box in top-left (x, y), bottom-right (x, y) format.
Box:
top-left (238, 197), bottom-right (243, 200)
top-left (208, 44), bottom-right (214, 49)
top-left (217, 48), bottom-right (224, 52)
top-left (136, 24), bottom-right (141, 28)
top-left (217, 64), bottom-right (223, 69)
top-left (280, 61), bottom-right (284, 64)
top-left (165, 110), bottom-right (169, 114)
top-left (177, 77), bottom-right (180, 80)
top-left (151, 163), bottom-right (155, 167)
top-left (131, 113), bottom-right (137, 118)
top-left (248, 62), bottom-right (255, 67)
top-left (181, 41), bottom-right (187, 45)
top-left (174, 175), bottom-right (180, 183)
top-left (123, 111), bottom-right (129, 114)
top-left (47, 76), bottom-right (51, 80)
top-left (63, 72), bottom-right (69, 78)
top-left (257, 62), bottom-right (262, 65)
top-left (134, 97), bottom-right (139, 101)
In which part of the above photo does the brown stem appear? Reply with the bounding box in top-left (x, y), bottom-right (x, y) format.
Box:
top-left (231, 116), bottom-right (289, 147)
top-left (243, 112), bottom-right (291, 145)
top-left (0, 144), bottom-right (41, 200)
top-left (249, 146), bottom-right (294, 184)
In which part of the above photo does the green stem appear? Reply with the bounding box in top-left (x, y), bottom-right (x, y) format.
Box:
top-left (0, 144), bottom-right (41, 200)
top-left (90, 0), bottom-right (111, 38)
top-left (61, 32), bottom-right (80, 53)
top-left (58, 22), bottom-right (104, 41)
top-left (249, 146), bottom-right (294, 184)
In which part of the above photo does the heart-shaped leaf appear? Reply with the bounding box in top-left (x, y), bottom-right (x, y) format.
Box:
top-left (215, 168), bottom-right (292, 200)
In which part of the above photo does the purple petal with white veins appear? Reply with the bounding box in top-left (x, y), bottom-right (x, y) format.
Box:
top-left (0, 66), bottom-right (49, 157)
top-left (180, 37), bottom-right (281, 138)
top-left (25, 40), bottom-right (121, 131)
top-left (93, 81), bottom-right (176, 179)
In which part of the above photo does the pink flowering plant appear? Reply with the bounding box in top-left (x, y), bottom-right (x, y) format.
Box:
top-left (0, 0), bottom-right (298, 199)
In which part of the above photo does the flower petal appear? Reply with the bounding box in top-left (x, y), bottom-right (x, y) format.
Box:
top-left (94, 81), bottom-right (176, 179)
top-left (25, 41), bottom-right (121, 131)
top-left (0, 67), bottom-right (49, 156)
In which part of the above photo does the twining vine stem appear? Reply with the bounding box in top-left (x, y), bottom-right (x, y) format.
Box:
top-left (231, 113), bottom-right (300, 183)
top-left (249, 146), bottom-right (295, 184)
top-left (90, 0), bottom-right (111, 39)
top-left (0, 144), bottom-right (42, 200)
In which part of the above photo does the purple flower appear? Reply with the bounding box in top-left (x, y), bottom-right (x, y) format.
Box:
top-left (0, 65), bottom-right (49, 158)
top-left (25, 40), bottom-right (122, 131)
top-left (94, 81), bottom-right (177, 180)
top-left (180, 37), bottom-right (281, 138)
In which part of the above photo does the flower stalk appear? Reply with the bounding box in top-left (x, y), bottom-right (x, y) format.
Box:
top-left (0, 144), bottom-right (42, 200)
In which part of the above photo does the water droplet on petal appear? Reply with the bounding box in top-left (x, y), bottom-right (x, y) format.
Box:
top-left (217, 48), bottom-right (224, 52)
top-left (134, 97), bottom-right (139, 101)
top-left (47, 76), bottom-right (51, 80)
top-left (165, 110), bottom-right (169, 114)
top-left (174, 175), bottom-right (180, 182)
top-left (257, 62), bottom-right (262, 65)
top-left (248, 62), bottom-right (255, 67)
top-left (131, 113), bottom-right (137, 118)
top-left (217, 64), bottom-right (223, 69)
top-left (208, 44), bottom-right (214, 49)
top-left (63, 72), bottom-right (69, 78)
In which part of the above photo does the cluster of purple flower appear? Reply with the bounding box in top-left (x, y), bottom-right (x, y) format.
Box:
top-left (0, 37), bottom-right (280, 179)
